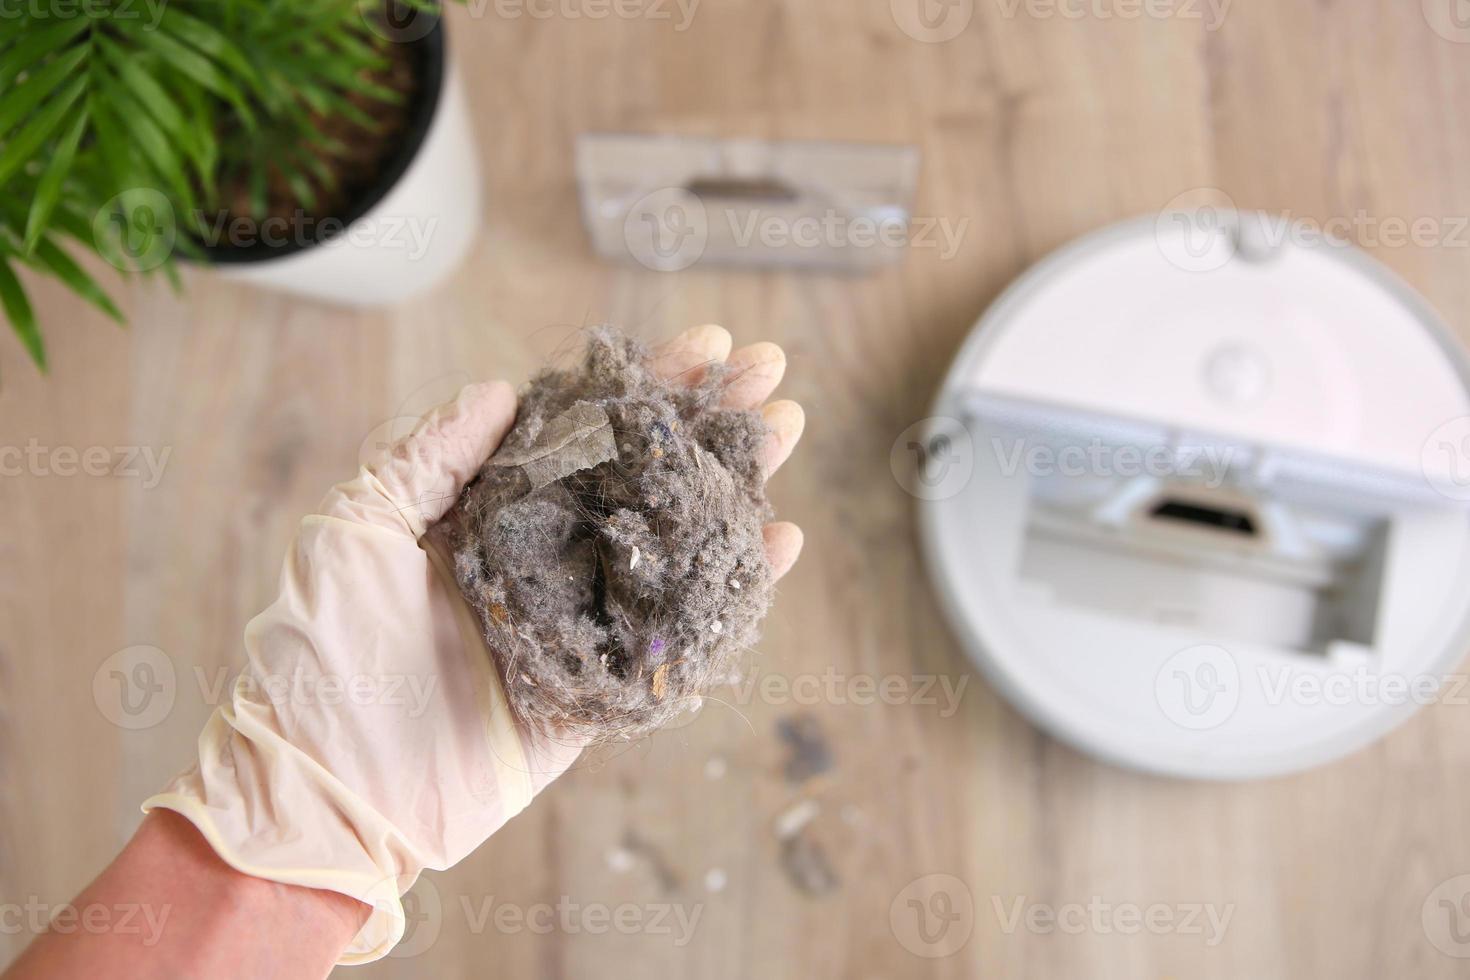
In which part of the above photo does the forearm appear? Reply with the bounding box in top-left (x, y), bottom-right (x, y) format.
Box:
top-left (3, 810), bottom-right (369, 980)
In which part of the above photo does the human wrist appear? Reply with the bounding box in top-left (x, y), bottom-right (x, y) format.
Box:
top-left (138, 810), bottom-right (371, 969)
top-left (2, 810), bottom-right (369, 980)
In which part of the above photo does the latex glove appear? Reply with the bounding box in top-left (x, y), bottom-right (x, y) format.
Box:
top-left (143, 326), bottom-right (804, 964)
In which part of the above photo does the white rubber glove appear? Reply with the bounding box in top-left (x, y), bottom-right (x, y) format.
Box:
top-left (143, 380), bottom-right (582, 964)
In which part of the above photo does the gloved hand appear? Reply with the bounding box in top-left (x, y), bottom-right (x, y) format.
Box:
top-left (143, 326), bottom-right (804, 963)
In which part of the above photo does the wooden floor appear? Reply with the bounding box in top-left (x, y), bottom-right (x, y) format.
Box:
top-left (6, 1), bottom-right (1470, 976)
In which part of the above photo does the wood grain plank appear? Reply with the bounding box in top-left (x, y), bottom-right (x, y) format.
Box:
top-left (4, 1), bottom-right (1470, 977)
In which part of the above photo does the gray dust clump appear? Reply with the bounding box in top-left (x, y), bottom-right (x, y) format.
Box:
top-left (430, 328), bottom-right (776, 742)
top-left (776, 714), bottom-right (834, 785)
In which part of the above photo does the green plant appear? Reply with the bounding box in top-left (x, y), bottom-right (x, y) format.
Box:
top-left (0, 0), bottom-right (418, 376)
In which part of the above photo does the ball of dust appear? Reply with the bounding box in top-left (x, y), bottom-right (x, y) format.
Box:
top-left (430, 329), bottom-right (776, 742)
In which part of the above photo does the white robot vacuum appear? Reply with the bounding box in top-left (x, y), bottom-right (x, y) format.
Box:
top-left (917, 211), bottom-right (1470, 779)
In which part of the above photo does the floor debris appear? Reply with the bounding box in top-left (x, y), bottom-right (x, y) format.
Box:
top-left (779, 832), bottom-right (840, 896)
top-left (777, 714), bottom-right (834, 785)
top-left (773, 799), bottom-right (820, 841)
top-left (605, 846), bottom-right (635, 873)
top-left (621, 830), bottom-right (681, 892)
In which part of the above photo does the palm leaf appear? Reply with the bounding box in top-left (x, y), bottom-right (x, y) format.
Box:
top-left (53, 201), bottom-right (131, 275)
top-left (0, 17), bottom-right (88, 91)
top-left (97, 39), bottom-right (211, 184)
top-left (0, 253), bottom-right (43, 372)
top-left (86, 93), bottom-right (145, 197)
top-left (153, 9), bottom-right (260, 84)
top-left (26, 237), bottom-right (125, 324)
top-left (0, 0), bottom-right (412, 376)
top-left (0, 45), bottom-right (87, 141)
top-left (121, 21), bottom-right (255, 127)
top-left (22, 110), bottom-right (88, 254)
top-left (0, 74), bottom-right (87, 192)
top-left (103, 90), bottom-right (194, 204)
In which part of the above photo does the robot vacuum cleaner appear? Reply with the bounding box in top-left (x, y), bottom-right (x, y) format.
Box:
top-left (917, 211), bottom-right (1470, 779)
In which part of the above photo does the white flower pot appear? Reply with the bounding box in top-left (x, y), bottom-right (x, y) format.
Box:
top-left (204, 20), bottom-right (480, 306)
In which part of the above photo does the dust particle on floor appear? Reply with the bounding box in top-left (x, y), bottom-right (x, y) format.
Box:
top-left (774, 798), bottom-right (820, 840)
top-left (779, 832), bottom-right (840, 896)
top-left (777, 714), bottom-right (835, 785)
